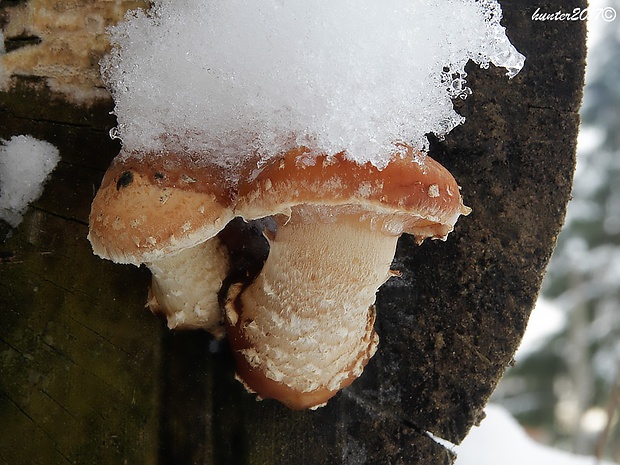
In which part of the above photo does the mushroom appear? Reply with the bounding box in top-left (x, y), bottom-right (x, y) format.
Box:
top-left (88, 150), bottom-right (235, 337)
top-left (225, 145), bottom-right (471, 409)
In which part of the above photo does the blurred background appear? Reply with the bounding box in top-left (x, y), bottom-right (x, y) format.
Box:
top-left (492, 0), bottom-right (620, 461)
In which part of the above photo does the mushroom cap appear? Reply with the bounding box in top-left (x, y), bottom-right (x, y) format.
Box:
top-left (236, 145), bottom-right (470, 242)
top-left (88, 150), bottom-right (236, 265)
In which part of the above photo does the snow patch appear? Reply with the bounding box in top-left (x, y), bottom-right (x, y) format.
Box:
top-left (454, 404), bottom-right (618, 465)
top-left (0, 135), bottom-right (60, 227)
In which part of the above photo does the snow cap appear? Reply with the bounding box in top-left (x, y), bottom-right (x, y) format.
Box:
top-left (102, 0), bottom-right (525, 172)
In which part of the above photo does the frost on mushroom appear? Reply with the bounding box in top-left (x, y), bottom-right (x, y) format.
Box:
top-left (89, 0), bottom-right (524, 407)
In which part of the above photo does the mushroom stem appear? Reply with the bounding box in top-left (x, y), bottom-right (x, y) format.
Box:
top-left (225, 205), bottom-right (398, 409)
top-left (148, 237), bottom-right (229, 337)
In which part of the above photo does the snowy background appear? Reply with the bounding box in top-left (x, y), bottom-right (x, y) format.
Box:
top-left (455, 404), bottom-right (616, 465)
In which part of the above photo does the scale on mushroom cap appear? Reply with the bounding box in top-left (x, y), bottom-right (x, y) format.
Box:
top-left (89, 0), bottom-right (524, 409)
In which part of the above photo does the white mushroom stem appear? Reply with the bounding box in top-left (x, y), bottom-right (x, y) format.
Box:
top-left (147, 237), bottom-right (229, 338)
top-left (229, 205), bottom-right (398, 396)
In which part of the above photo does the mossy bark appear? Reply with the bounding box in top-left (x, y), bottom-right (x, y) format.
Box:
top-left (0, 81), bottom-right (162, 464)
top-left (0, 0), bottom-right (586, 463)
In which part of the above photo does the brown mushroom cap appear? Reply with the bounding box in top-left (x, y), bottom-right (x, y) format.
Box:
top-left (236, 144), bottom-right (470, 241)
top-left (88, 150), bottom-right (236, 265)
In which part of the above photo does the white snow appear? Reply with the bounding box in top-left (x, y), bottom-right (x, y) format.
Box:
top-left (454, 404), bottom-right (618, 465)
top-left (0, 135), bottom-right (60, 227)
top-left (102, 0), bottom-right (524, 171)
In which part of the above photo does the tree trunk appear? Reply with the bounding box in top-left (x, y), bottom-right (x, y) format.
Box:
top-left (0, 1), bottom-right (586, 463)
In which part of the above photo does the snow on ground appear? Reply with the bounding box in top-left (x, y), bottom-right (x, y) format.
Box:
top-left (0, 135), bottom-right (60, 227)
top-left (453, 404), bottom-right (617, 465)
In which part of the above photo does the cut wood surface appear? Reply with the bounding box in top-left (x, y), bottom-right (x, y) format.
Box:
top-left (0, 1), bottom-right (586, 463)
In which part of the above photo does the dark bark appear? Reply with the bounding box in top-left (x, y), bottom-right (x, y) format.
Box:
top-left (0, 1), bottom-right (586, 463)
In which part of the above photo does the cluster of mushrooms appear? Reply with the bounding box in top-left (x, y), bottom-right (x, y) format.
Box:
top-left (88, 144), bottom-right (470, 409)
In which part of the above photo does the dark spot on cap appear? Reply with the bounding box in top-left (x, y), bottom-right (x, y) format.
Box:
top-left (116, 171), bottom-right (134, 190)
top-left (154, 172), bottom-right (165, 180)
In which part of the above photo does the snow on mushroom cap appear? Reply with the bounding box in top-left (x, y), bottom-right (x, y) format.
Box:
top-left (235, 146), bottom-right (471, 242)
top-left (102, 0), bottom-right (524, 171)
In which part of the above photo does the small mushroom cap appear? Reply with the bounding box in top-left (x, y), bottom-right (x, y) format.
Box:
top-left (236, 145), bottom-right (471, 242)
top-left (88, 150), bottom-right (236, 265)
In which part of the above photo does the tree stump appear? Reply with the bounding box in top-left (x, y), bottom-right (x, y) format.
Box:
top-left (0, 1), bottom-right (586, 463)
